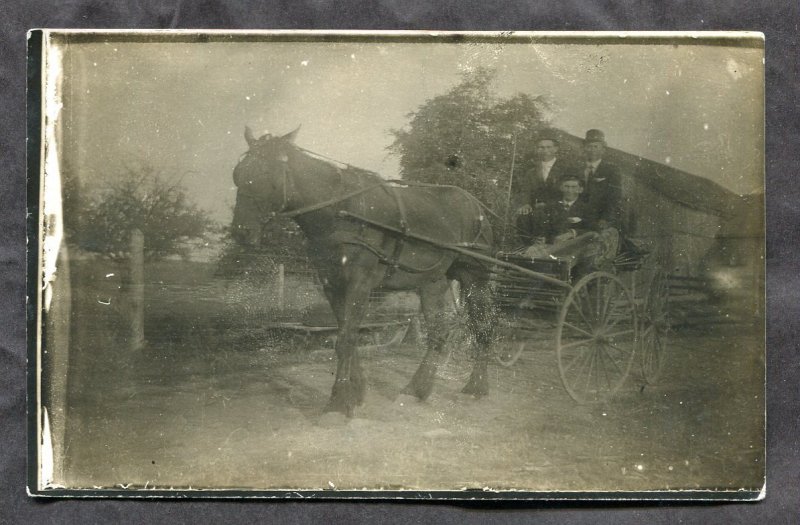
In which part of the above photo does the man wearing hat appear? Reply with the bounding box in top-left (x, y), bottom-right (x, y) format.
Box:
top-left (580, 129), bottom-right (622, 232)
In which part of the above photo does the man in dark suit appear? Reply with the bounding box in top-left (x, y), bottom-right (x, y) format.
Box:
top-left (512, 133), bottom-right (574, 216)
top-left (580, 129), bottom-right (622, 231)
top-left (521, 175), bottom-right (590, 247)
top-left (512, 133), bottom-right (575, 248)
top-left (520, 173), bottom-right (620, 275)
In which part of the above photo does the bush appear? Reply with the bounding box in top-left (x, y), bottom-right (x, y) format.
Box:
top-left (215, 216), bottom-right (310, 278)
top-left (77, 163), bottom-right (215, 260)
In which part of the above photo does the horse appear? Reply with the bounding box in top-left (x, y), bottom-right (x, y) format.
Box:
top-left (231, 126), bottom-right (496, 416)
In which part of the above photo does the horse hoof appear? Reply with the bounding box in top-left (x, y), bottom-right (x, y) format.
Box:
top-left (324, 399), bottom-right (355, 418)
top-left (402, 382), bottom-right (433, 401)
top-left (461, 383), bottom-right (489, 397)
top-left (317, 411), bottom-right (348, 427)
top-left (394, 393), bottom-right (419, 406)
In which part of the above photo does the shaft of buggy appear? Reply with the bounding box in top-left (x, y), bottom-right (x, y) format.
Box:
top-left (338, 210), bottom-right (573, 291)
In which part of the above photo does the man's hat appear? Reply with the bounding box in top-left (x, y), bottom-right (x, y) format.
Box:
top-left (584, 129), bottom-right (606, 144)
top-left (536, 130), bottom-right (560, 145)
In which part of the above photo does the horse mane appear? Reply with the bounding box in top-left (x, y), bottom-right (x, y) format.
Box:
top-left (292, 145), bottom-right (383, 187)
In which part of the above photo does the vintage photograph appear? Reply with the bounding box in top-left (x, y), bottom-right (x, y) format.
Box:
top-left (30, 30), bottom-right (765, 497)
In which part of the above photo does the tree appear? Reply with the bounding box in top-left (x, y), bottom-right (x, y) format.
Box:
top-left (388, 67), bottom-right (555, 242)
top-left (215, 217), bottom-right (309, 278)
top-left (77, 163), bottom-right (214, 260)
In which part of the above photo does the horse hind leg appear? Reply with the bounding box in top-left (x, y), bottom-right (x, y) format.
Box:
top-left (402, 278), bottom-right (452, 400)
top-left (459, 274), bottom-right (496, 397)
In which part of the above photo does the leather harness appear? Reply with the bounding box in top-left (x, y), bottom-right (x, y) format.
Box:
top-left (246, 148), bottom-right (492, 276)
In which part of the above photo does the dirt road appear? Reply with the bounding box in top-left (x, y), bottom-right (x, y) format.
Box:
top-left (63, 309), bottom-right (764, 493)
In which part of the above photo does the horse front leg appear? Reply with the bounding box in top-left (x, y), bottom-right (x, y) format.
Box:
top-left (324, 290), bottom-right (370, 416)
top-left (402, 278), bottom-right (451, 400)
top-left (460, 277), bottom-right (496, 397)
top-left (324, 259), bottom-right (383, 417)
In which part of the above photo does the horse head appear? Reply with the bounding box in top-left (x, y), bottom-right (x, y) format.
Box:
top-left (231, 126), bottom-right (301, 246)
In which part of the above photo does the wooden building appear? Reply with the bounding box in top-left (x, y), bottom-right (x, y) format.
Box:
top-left (547, 131), bottom-right (761, 275)
top-left (540, 131), bottom-right (764, 319)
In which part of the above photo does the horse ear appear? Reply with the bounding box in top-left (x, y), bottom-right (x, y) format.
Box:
top-left (281, 125), bottom-right (301, 144)
top-left (244, 126), bottom-right (257, 147)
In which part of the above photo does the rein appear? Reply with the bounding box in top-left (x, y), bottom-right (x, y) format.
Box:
top-left (277, 181), bottom-right (388, 219)
top-left (245, 144), bottom-right (492, 274)
top-left (270, 161), bottom-right (440, 273)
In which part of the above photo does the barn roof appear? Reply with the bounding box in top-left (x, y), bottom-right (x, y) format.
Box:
top-left (553, 131), bottom-right (741, 217)
top-left (719, 192), bottom-right (765, 238)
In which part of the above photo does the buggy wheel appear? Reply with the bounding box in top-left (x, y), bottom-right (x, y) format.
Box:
top-left (439, 315), bottom-right (474, 382)
top-left (640, 268), bottom-right (670, 384)
top-left (494, 338), bottom-right (526, 367)
top-left (556, 272), bottom-right (638, 404)
top-left (493, 319), bottom-right (528, 367)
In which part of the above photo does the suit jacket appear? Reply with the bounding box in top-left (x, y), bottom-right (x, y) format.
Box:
top-left (581, 160), bottom-right (622, 230)
top-left (511, 157), bottom-right (574, 212)
top-left (518, 198), bottom-right (591, 245)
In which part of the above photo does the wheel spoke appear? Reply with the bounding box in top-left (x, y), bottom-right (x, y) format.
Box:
top-left (599, 348), bottom-right (619, 390)
top-left (560, 337), bottom-right (595, 350)
top-left (599, 281), bottom-right (617, 325)
top-left (562, 321), bottom-right (594, 339)
top-left (602, 296), bottom-right (633, 331)
top-left (583, 346), bottom-right (597, 394)
top-left (603, 340), bottom-right (629, 360)
top-left (603, 328), bottom-right (635, 340)
top-left (571, 343), bottom-right (594, 392)
top-left (601, 287), bottom-right (628, 324)
top-left (652, 332), bottom-right (663, 354)
top-left (594, 279), bottom-right (603, 321)
top-left (599, 342), bottom-right (626, 375)
top-left (574, 287), bottom-right (594, 326)
top-left (563, 343), bottom-right (591, 373)
top-left (558, 273), bottom-right (643, 402)
top-left (580, 286), bottom-right (598, 324)
top-left (603, 312), bottom-right (625, 333)
top-left (644, 334), bottom-right (660, 369)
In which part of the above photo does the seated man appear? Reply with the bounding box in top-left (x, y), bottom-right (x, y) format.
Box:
top-left (518, 174), bottom-right (619, 276)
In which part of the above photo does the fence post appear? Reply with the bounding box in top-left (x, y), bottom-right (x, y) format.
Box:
top-left (277, 263), bottom-right (285, 311)
top-left (128, 228), bottom-right (145, 350)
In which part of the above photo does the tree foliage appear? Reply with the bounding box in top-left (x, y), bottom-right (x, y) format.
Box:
top-left (215, 217), bottom-right (309, 278)
top-left (78, 163), bottom-right (214, 260)
top-left (388, 67), bottom-right (555, 232)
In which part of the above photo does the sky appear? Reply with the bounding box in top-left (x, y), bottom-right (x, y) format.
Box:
top-left (56, 35), bottom-right (764, 223)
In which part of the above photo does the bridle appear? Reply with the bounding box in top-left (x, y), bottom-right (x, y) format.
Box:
top-left (237, 143), bottom-right (391, 223)
top-left (235, 146), bottom-right (295, 222)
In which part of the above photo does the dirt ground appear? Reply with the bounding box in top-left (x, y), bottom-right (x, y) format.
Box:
top-left (55, 260), bottom-right (764, 494)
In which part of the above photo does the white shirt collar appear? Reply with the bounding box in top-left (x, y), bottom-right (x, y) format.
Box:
top-left (586, 159), bottom-right (602, 169)
top-left (540, 157), bottom-right (557, 181)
